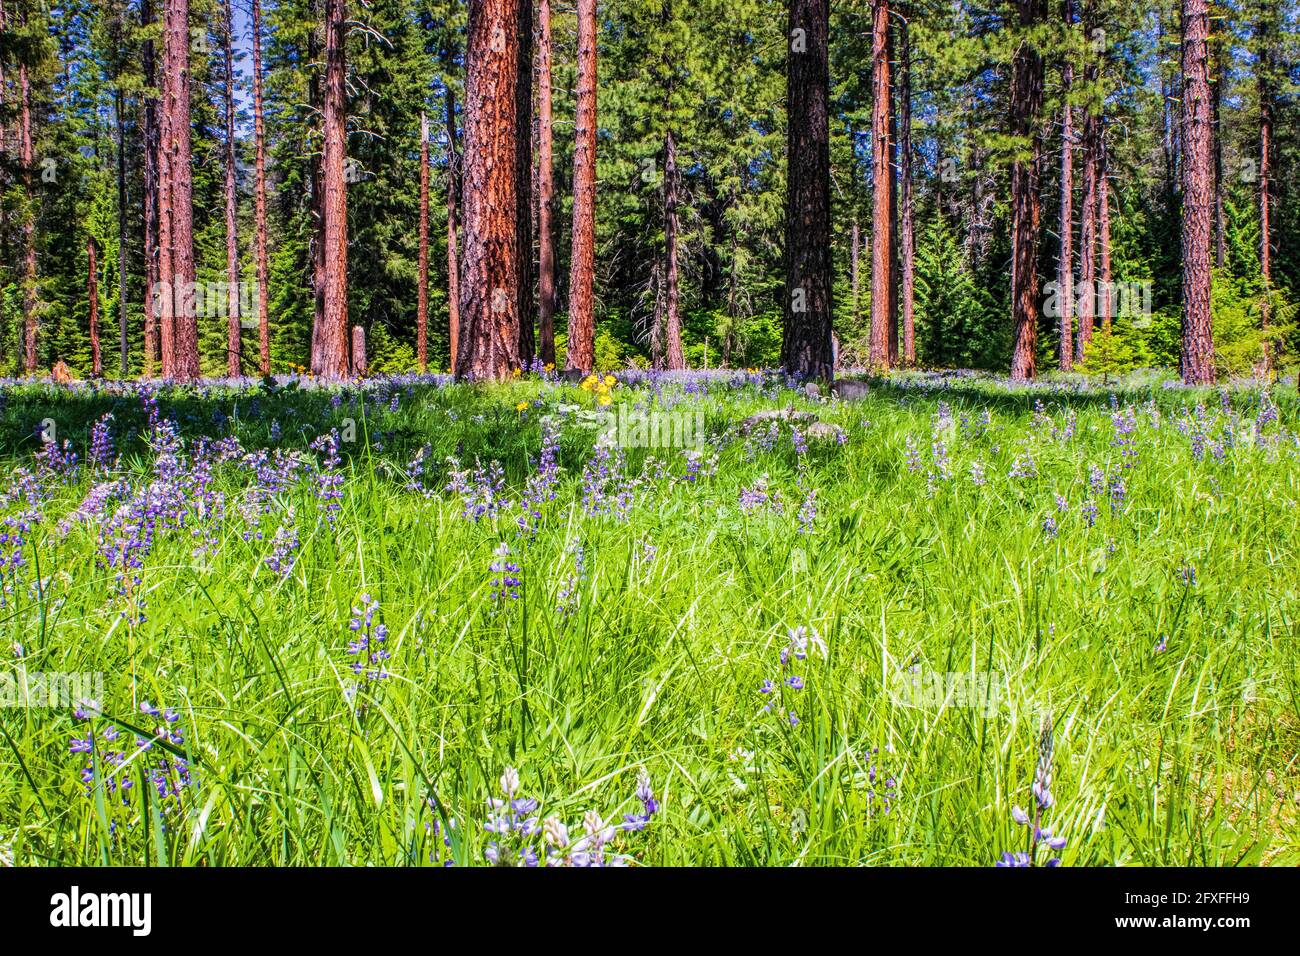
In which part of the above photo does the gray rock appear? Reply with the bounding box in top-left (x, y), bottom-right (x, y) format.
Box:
top-left (830, 379), bottom-right (870, 401)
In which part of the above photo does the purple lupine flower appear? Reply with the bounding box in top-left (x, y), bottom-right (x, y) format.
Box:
top-left (346, 594), bottom-right (390, 681)
top-left (489, 542), bottom-right (522, 601)
top-left (88, 414), bottom-right (116, 470)
top-left (309, 430), bottom-right (345, 526)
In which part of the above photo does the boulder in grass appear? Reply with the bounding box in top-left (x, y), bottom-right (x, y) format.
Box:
top-left (560, 368), bottom-right (589, 384)
top-left (806, 421), bottom-right (847, 444)
top-left (829, 378), bottom-right (870, 401)
top-left (741, 406), bottom-right (820, 429)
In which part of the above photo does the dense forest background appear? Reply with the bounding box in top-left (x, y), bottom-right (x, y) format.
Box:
top-left (1, 0), bottom-right (1298, 378)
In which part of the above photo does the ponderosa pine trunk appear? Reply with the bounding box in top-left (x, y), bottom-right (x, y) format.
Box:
top-left (142, 0), bottom-right (160, 376)
top-left (116, 86), bottom-right (129, 376)
top-left (1180, 0), bottom-right (1215, 385)
top-left (444, 83), bottom-right (462, 372)
top-left (516, 0), bottom-right (536, 368)
top-left (1257, 18), bottom-right (1274, 375)
top-left (0, 0), bottom-right (9, 373)
top-left (88, 239), bottom-right (101, 377)
top-left (252, 0), bottom-right (271, 375)
top-left (458, 0), bottom-right (522, 380)
top-left (869, 0), bottom-right (894, 370)
top-left (565, 0), bottom-right (598, 373)
top-left (165, 0), bottom-right (199, 380)
top-left (657, 126), bottom-right (685, 369)
top-left (223, 0), bottom-right (242, 377)
top-left (781, 0), bottom-right (834, 381)
top-left (313, 0), bottom-right (350, 380)
top-left (1009, 0), bottom-right (1045, 382)
top-left (1075, 0), bottom-right (1099, 363)
top-left (898, 12), bottom-right (916, 367)
top-left (417, 113), bottom-right (430, 371)
top-left (536, 0), bottom-right (557, 367)
top-left (156, 0), bottom-right (175, 378)
top-left (1057, 0), bottom-right (1074, 370)
top-left (1098, 126), bottom-right (1112, 330)
top-left (19, 55), bottom-right (37, 373)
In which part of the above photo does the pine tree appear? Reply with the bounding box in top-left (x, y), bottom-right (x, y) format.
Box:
top-left (782, 0), bottom-right (833, 381)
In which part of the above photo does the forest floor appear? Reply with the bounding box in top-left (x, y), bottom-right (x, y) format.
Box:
top-left (0, 368), bottom-right (1297, 866)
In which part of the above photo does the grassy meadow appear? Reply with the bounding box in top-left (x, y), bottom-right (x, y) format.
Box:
top-left (0, 369), bottom-right (1297, 866)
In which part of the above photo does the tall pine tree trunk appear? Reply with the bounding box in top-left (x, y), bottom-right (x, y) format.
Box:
top-left (458, 0), bottom-right (522, 380)
top-left (657, 127), bottom-right (685, 369)
top-left (565, 0), bottom-right (598, 373)
top-left (19, 48), bottom-right (38, 373)
top-left (869, 0), bottom-right (894, 370)
top-left (1057, 0), bottom-right (1074, 370)
top-left (313, 0), bottom-right (350, 380)
top-left (252, 0), bottom-right (271, 374)
top-left (535, 0), bottom-right (557, 367)
top-left (1076, 0), bottom-right (1098, 363)
top-left (417, 113), bottom-right (430, 371)
top-left (516, 0), bottom-right (535, 368)
top-left (156, 0), bottom-right (175, 378)
top-left (88, 239), bottom-right (101, 377)
top-left (1257, 18), bottom-right (1274, 375)
top-left (223, 0), bottom-right (242, 377)
top-left (1180, 0), bottom-right (1215, 385)
top-left (444, 84), bottom-right (461, 372)
top-left (1098, 126), bottom-right (1112, 330)
top-left (782, 0), bottom-right (834, 381)
top-left (1009, 0), bottom-right (1045, 382)
top-left (898, 12), bottom-right (916, 367)
top-left (116, 87), bottom-right (129, 376)
top-left (0, 0), bottom-right (10, 372)
top-left (142, 0), bottom-right (160, 376)
top-left (165, 0), bottom-right (199, 380)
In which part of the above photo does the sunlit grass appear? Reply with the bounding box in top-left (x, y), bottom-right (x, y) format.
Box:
top-left (0, 371), bottom-right (1296, 866)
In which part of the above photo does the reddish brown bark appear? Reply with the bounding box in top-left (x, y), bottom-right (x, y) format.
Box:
top-left (781, 0), bottom-right (834, 381)
top-left (1057, 0), bottom-right (1074, 370)
top-left (516, 0), bottom-right (535, 367)
top-left (156, 0), bottom-right (174, 379)
top-left (535, 0), bottom-right (557, 367)
top-left (1180, 0), bottom-right (1215, 385)
top-left (164, 0), bottom-right (199, 380)
top-left (869, 0), bottom-right (894, 370)
top-left (654, 127), bottom-right (685, 369)
top-left (1257, 18), bottom-right (1274, 374)
top-left (0, 0), bottom-right (8, 373)
top-left (444, 85), bottom-right (462, 373)
top-left (142, 0), bottom-right (160, 376)
top-left (88, 239), bottom-right (101, 377)
top-left (313, 0), bottom-right (350, 380)
top-left (458, 0), bottom-right (522, 380)
top-left (1075, 0), bottom-right (1098, 363)
top-left (1009, 0), bottom-right (1046, 382)
top-left (223, 0), bottom-right (242, 377)
top-left (565, 0), bottom-right (598, 373)
top-left (19, 55), bottom-right (38, 373)
top-left (252, 0), bottom-right (271, 375)
top-left (1098, 125), bottom-right (1112, 330)
top-left (898, 13), bottom-right (915, 367)
top-left (115, 85), bottom-right (129, 376)
top-left (351, 325), bottom-right (366, 376)
top-left (417, 113), bottom-right (430, 371)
